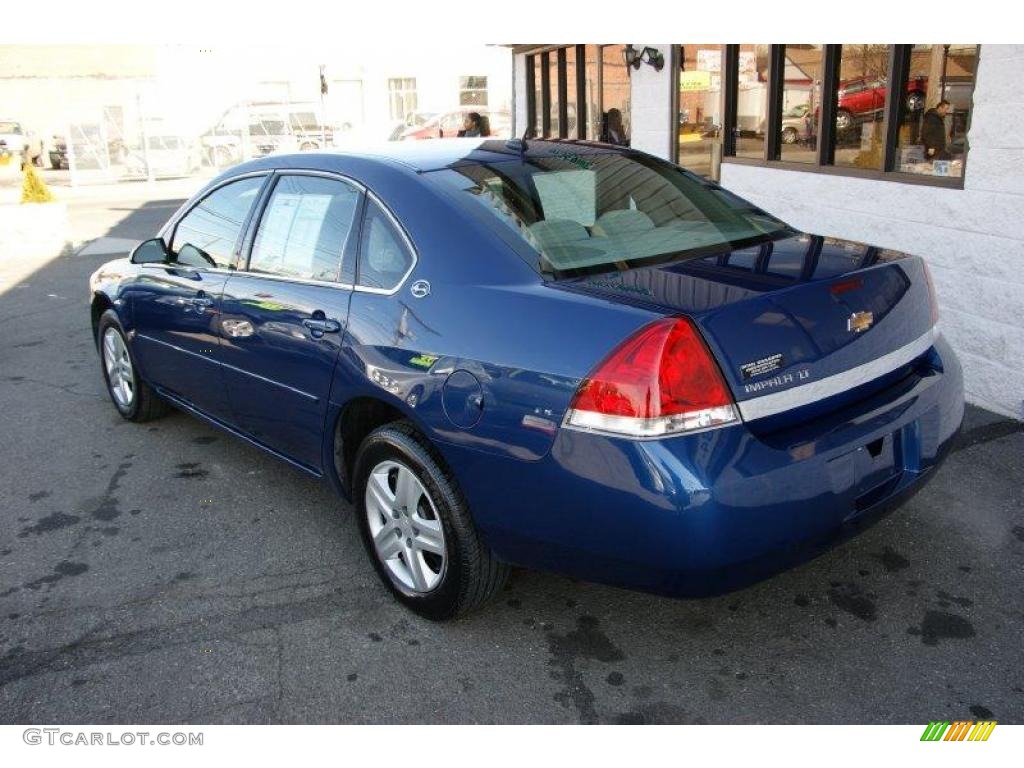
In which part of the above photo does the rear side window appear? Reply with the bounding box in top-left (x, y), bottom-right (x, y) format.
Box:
top-left (172, 176), bottom-right (264, 268)
top-left (249, 175), bottom-right (361, 282)
top-left (356, 199), bottom-right (414, 291)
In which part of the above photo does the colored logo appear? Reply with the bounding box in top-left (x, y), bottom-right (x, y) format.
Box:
top-left (847, 310), bottom-right (874, 333)
top-left (920, 720), bottom-right (997, 741)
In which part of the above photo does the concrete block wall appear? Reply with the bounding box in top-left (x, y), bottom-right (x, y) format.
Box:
top-left (626, 44), bottom-right (674, 158)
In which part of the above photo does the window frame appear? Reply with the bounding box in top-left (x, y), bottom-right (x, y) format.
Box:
top-left (243, 172), bottom-right (365, 286)
top-left (719, 44), bottom-right (980, 189)
top-left (387, 77), bottom-right (418, 122)
top-left (458, 75), bottom-right (489, 107)
top-left (353, 190), bottom-right (419, 296)
top-left (163, 172), bottom-right (271, 272)
top-left (524, 45), bottom-right (593, 140)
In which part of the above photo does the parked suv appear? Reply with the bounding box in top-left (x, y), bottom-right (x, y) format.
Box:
top-left (201, 102), bottom-right (337, 167)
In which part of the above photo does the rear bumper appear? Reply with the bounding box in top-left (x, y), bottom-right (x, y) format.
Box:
top-left (442, 334), bottom-right (964, 596)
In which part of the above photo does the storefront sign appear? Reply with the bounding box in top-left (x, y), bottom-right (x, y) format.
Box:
top-left (697, 49), bottom-right (721, 73)
top-left (679, 71), bottom-right (712, 92)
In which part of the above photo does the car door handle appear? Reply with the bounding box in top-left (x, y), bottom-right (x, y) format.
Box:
top-left (302, 317), bottom-right (341, 335)
top-left (190, 296), bottom-right (214, 308)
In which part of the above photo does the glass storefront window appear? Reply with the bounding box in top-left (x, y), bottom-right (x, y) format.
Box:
top-left (677, 44), bottom-right (722, 176)
top-left (565, 46), bottom-right (581, 138)
top-left (584, 45), bottom-right (601, 140)
top-left (459, 76), bottom-right (488, 107)
top-left (735, 44), bottom-right (770, 159)
top-left (533, 55), bottom-right (543, 137)
top-left (894, 44), bottom-right (977, 178)
top-left (549, 52), bottom-right (560, 137)
top-left (601, 45), bottom-right (631, 146)
top-left (564, 46), bottom-right (579, 138)
top-left (779, 45), bottom-right (823, 164)
top-left (833, 44), bottom-right (891, 170)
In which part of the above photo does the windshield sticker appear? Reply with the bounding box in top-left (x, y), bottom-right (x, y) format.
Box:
top-left (408, 353), bottom-right (439, 370)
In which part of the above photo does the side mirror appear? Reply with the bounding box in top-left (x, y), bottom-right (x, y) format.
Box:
top-left (130, 238), bottom-right (169, 264)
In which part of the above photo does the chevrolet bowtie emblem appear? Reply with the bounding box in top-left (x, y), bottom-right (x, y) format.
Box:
top-left (847, 311), bottom-right (874, 333)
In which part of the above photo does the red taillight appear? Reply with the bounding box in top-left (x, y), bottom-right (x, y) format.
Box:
top-left (923, 261), bottom-right (940, 327)
top-left (565, 317), bottom-right (738, 438)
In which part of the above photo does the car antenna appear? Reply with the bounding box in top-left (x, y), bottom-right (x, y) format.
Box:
top-left (505, 131), bottom-right (528, 159)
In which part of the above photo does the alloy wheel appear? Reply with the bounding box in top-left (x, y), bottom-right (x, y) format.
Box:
top-left (102, 327), bottom-right (134, 409)
top-left (365, 460), bottom-right (447, 593)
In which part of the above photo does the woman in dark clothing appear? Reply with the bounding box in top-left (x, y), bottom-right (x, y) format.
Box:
top-left (601, 108), bottom-right (628, 146)
top-left (458, 112), bottom-right (484, 138)
top-left (922, 100), bottom-right (951, 161)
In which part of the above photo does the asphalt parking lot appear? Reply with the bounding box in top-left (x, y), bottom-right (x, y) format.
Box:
top-left (1, 188), bottom-right (1023, 724)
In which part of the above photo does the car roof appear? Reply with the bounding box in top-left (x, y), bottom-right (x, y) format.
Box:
top-left (303, 138), bottom-right (630, 173)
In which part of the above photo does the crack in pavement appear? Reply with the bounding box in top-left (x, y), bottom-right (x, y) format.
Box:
top-left (0, 584), bottom-right (378, 692)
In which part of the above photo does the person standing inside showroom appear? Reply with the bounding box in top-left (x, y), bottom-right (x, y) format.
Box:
top-left (922, 99), bottom-right (952, 161)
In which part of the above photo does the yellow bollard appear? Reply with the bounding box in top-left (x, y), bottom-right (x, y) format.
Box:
top-left (21, 162), bottom-right (55, 203)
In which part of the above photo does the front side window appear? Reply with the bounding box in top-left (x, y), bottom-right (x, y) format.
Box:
top-left (249, 175), bottom-right (361, 282)
top-left (171, 176), bottom-right (265, 269)
top-left (428, 148), bottom-right (792, 279)
top-left (356, 199), bottom-right (415, 291)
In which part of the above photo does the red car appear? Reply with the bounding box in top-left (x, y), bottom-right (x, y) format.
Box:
top-left (836, 76), bottom-right (927, 131)
top-left (400, 108), bottom-right (509, 140)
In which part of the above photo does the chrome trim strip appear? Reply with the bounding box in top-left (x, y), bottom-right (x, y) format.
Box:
top-left (224, 270), bottom-right (354, 291)
top-left (737, 327), bottom-right (938, 423)
top-left (136, 333), bottom-right (319, 402)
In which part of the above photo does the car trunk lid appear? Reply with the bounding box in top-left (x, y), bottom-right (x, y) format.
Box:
top-left (561, 233), bottom-right (937, 430)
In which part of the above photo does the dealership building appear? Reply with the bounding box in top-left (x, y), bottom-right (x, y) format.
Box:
top-left (509, 44), bottom-right (1023, 420)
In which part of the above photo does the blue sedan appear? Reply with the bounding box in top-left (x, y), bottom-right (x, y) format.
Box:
top-left (88, 139), bottom-right (963, 619)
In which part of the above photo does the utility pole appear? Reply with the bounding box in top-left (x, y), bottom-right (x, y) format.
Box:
top-left (319, 65), bottom-right (328, 148)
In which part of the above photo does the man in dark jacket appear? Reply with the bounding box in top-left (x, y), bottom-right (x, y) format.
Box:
top-left (921, 100), bottom-right (951, 161)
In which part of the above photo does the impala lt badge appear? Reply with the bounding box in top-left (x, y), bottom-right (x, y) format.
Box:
top-left (847, 311), bottom-right (874, 333)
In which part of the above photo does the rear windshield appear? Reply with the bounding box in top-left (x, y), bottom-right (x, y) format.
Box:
top-left (426, 149), bottom-right (794, 279)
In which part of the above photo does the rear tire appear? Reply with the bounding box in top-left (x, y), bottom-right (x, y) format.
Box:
top-left (97, 309), bottom-right (169, 422)
top-left (353, 420), bottom-right (509, 620)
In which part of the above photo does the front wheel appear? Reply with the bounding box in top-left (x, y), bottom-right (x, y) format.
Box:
top-left (353, 421), bottom-right (509, 620)
top-left (97, 310), bottom-right (169, 422)
top-left (781, 126), bottom-right (799, 144)
top-left (835, 109), bottom-right (853, 132)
